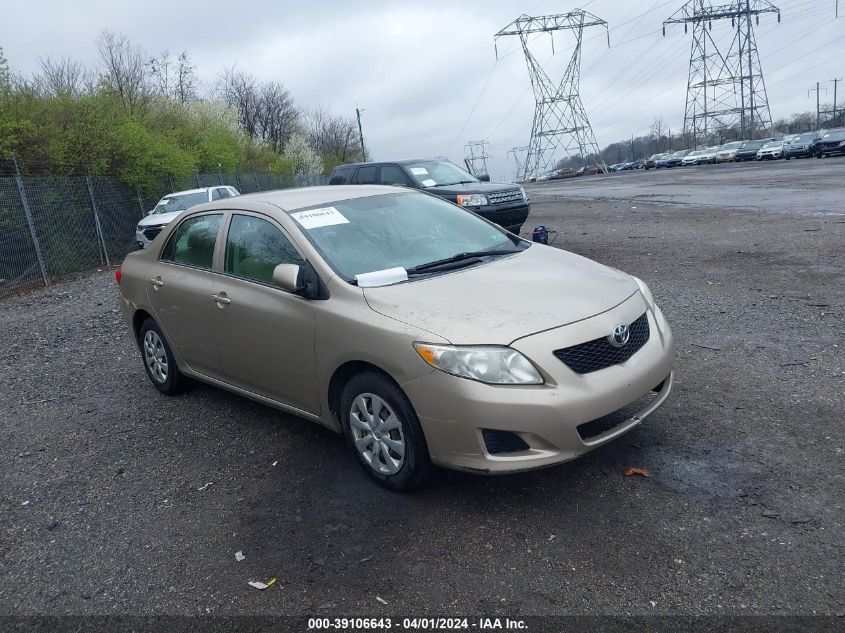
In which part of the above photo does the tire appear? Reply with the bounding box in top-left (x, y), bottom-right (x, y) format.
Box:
top-left (340, 371), bottom-right (433, 491)
top-left (138, 318), bottom-right (185, 395)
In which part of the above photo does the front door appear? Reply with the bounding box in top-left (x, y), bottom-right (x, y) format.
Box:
top-left (210, 213), bottom-right (320, 414)
top-left (146, 212), bottom-right (224, 377)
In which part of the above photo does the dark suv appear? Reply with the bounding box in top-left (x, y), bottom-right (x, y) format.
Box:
top-left (329, 159), bottom-right (529, 234)
top-left (815, 130), bottom-right (845, 158)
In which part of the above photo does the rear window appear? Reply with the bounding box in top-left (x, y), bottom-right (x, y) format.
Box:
top-left (329, 167), bottom-right (355, 185)
top-left (354, 165), bottom-right (378, 184)
top-left (162, 214), bottom-right (223, 269)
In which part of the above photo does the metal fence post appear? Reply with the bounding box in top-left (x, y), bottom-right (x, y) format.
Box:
top-left (254, 171), bottom-right (260, 191)
top-left (168, 175), bottom-right (175, 192)
top-left (218, 164), bottom-right (224, 185)
top-left (85, 171), bottom-right (110, 266)
top-left (235, 167), bottom-right (243, 192)
top-left (195, 173), bottom-right (201, 188)
top-left (136, 189), bottom-right (146, 220)
top-left (11, 154), bottom-right (49, 287)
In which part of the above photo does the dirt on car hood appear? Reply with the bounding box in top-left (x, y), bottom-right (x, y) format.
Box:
top-left (362, 244), bottom-right (639, 345)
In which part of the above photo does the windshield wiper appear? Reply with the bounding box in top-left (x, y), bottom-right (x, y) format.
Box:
top-left (406, 249), bottom-right (523, 274)
top-left (426, 180), bottom-right (476, 187)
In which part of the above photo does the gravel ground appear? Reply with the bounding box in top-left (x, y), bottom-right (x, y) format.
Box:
top-left (1, 160), bottom-right (843, 619)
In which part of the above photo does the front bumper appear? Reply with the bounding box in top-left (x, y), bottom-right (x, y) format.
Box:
top-left (476, 202), bottom-right (530, 232)
top-left (403, 292), bottom-right (674, 473)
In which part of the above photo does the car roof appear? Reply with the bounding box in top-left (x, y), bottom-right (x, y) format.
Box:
top-left (235, 185), bottom-right (403, 212)
top-left (332, 158), bottom-right (453, 170)
top-left (163, 186), bottom-right (227, 197)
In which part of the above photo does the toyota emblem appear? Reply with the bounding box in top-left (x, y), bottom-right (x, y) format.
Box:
top-left (608, 323), bottom-right (630, 348)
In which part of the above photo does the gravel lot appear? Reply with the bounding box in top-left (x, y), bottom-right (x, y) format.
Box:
top-left (1, 159), bottom-right (843, 618)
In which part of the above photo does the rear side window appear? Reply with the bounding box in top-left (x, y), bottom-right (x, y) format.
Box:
top-left (378, 165), bottom-right (412, 187)
top-left (162, 214), bottom-right (223, 269)
top-left (212, 188), bottom-right (231, 200)
top-left (330, 167), bottom-right (354, 185)
top-left (224, 215), bottom-right (304, 284)
top-left (354, 165), bottom-right (378, 184)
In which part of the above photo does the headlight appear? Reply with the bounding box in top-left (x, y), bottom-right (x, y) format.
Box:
top-left (136, 224), bottom-right (144, 232)
top-left (519, 185), bottom-right (528, 201)
top-left (632, 276), bottom-right (656, 310)
top-left (413, 343), bottom-right (543, 385)
top-left (456, 193), bottom-right (488, 207)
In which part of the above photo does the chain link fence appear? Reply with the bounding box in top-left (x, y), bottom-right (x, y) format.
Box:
top-left (0, 164), bottom-right (328, 298)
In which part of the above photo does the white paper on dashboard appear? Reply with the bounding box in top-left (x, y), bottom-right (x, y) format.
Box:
top-left (410, 167), bottom-right (428, 175)
top-left (291, 207), bottom-right (349, 229)
top-left (355, 267), bottom-right (409, 288)
top-left (421, 179), bottom-right (437, 187)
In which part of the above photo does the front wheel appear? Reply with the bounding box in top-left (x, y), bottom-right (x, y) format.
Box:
top-left (340, 372), bottom-right (433, 491)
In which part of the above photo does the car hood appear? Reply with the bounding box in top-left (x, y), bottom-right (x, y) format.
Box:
top-left (362, 245), bottom-right (639, 345)
top-left (138, 210), bottom-right (182, 227)
top-left (424, 181), bottom-right (520, 198)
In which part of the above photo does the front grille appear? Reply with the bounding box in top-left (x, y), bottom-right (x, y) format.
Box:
top-left (576, 379), bottom-right (666, 442)
top-left (143, 225), bottom-right (165, 241)
top-left (554, 312), bottom-right (650, 375)
top-left (487, 189), bottom-right (523, 205)
top-left (482, 429), bottom-right (529, 455)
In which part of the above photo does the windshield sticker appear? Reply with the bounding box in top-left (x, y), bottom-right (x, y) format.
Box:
top-left (291, 206), bottom-right (350, 229)
top-left (421, 178), bottom-right (437, 187)
top-left (410, 167), bottom-right (428, 176)
top-left (355, 267), bottom-right (409, 288)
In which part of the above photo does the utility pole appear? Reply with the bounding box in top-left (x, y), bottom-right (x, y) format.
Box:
top-left (631, 134), bottom-right (635, 160)
top-left (355, 106), bottom-right (366, 161)
top-left (833, 78), bottom-right (842, 127)
top-left (464, 141), bottom-right (492, 177)
top-left (809, 83), bottom-right (826, 129)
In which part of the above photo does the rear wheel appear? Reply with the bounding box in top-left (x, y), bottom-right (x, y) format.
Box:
top-left (139, 318), bottom-right (185, 395)
top-left (340, 372), bottom-right (432, 491)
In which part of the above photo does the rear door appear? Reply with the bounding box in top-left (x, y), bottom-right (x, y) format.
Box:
top-left (209, 213), bottom-right (320, 414)
top-left (352, 165), bottom-right (379, 184)
top-left (146, 212), bottom-right (225, 377)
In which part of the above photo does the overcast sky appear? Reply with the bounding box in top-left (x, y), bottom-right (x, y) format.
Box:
top-left (3, 0), bottom-right (842, 179)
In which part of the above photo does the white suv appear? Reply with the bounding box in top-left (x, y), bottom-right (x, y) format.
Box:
top-left (136, 186), bottom-right (240, 249)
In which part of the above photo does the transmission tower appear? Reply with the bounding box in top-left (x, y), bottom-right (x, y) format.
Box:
top-left (664, 0), bottom-right (780, 146)
top-left (464, 140), bottom-right (492, 177)
top-left (507, 146), bottom-right (530, 182)
top-left (495, 10), bottom-right (609, 180)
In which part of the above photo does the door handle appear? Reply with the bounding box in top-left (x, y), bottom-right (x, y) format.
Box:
top-left (149, 276), bottom-right (164, 289)
top-left (211, 293), bottom-right (231, 305)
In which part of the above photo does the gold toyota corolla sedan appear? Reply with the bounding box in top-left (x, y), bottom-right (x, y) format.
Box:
top-left (117, 185), bottom-right (673, 490)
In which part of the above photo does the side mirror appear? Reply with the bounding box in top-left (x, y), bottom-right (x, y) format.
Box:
top-left (147, 210), bottom-right (155, 215)
top-left (478, 174), bottom-right (491, 182)
top-left (272, 264), bottom-right (302, 294)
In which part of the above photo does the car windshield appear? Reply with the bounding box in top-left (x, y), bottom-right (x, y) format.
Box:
top-left (289, 191), bottom-right (527, 282)
top-left (763, 141), bottom-right (782, 148)
top-left (687, 151), bottom-right (702, 156)
top-left (822, 131), bottom-right (845, 140)
top-left (404, 161), bottom-right (479, 188)
top-left (151, 191), bottom-right (208, 215)
top-left (721, 142), bottom-right (742, 150)
top-left (742, 141), bottom-right (763, 149)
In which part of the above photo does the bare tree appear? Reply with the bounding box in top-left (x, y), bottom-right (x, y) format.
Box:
top-left (97, 30), bottom-right (151, 116)
top-left (147, 50), bottom-right (172, 97)
top-left (0, 47), bottom-right (9, 92)
top-left (33, 56), bottom-right (95, 97)
top-left (217, 67), bottom-right (260, 137)
top-left (650, 116), bottom-right (667, 152)
top-left (257, 81), bottom-right (297, 152)
top-left (217, 68), bottom-right (298, 150)
top-left (306, 107), bottom-right (362, 162)
top-left (173, 52), bottom-right (198, 106)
